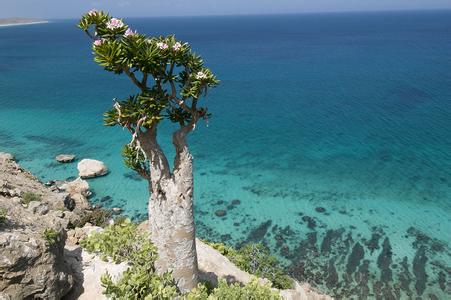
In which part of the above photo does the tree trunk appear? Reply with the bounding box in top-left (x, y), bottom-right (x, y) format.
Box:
top-left (140, 127), bottom-right (199, 292)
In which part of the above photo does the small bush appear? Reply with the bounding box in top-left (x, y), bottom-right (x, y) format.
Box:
top-left (81, 219), bottom-right (179, 299)
top-left (22, 192), bottom-right (41, 205)
top-left (187, 279), bottom-right (279, 300)
top-left (69, 207), bottom-right (112, 228)
top-left (207, 242), bottom-right (293, 289)
top-left (0, 208), bottom-right (7, 225)
top-left (43, 228), bottom-right (59, 246)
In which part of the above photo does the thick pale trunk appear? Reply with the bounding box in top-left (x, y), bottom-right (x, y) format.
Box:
top-left (141, 128), bottom-right (199, 292)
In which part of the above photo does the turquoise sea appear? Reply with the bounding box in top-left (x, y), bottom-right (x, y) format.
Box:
top-left (0, 10), bottom-right (450, 299)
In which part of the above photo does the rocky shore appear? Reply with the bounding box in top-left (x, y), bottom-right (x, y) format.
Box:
top-left (0, 153), bottom-right (332, 299)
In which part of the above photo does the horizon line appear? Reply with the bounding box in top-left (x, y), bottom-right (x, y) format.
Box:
top-left (3, 7), bottom-right (451, 21)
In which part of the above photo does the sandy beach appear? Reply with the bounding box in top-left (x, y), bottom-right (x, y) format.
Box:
top-left (0, 21), bottom-right (48, 27)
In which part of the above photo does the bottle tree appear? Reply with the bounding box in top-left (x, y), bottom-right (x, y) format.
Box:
top-left (78, 11), bottom-right (219, 291)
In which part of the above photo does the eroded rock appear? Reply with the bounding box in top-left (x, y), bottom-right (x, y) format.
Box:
top-left (77, 159), bottom-right (108, 179)
top-left (56, 154), bottom-right (76, 163)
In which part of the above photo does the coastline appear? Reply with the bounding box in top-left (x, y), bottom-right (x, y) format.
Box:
top-left (0, 21), bottom-right (49, 27)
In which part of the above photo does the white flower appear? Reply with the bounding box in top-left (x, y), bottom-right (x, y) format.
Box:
top-left (124, 28), bottom-right (137, 37)
top-left (173, 42), bottom-right (182, 51)
top-left (93, 39), bottom-right (104, 46)
top-left (87, 9), bottom-right (98, 16)
top-left (106, 18), bottom-right (124, 30)
top-left (196, 71), bottom-right (207, 80)
top-left (157, 42), bottom-right (169, 50)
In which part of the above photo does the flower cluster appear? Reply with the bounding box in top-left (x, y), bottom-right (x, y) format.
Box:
top-left (196, 71), bottom-right (207, 80)
top-left (106, 18), bottom-right (124, 30)
top-left (87, 9), bottom-right (98, 16)
top-left (156, 42), bottom-right (169, 50)
top-left (124, 28), bottom-right (137, 37)
top-left (173, 42), bottom-right (182, 51)
top-left (93, 39), bottom-right (104, 46)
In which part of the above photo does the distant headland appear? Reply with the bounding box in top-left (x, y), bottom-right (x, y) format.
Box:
top-left (0, 18), bottom-right (48, 27)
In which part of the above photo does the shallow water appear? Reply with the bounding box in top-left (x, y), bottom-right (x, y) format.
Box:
top-left (0, 11), bottom-right (450, 299)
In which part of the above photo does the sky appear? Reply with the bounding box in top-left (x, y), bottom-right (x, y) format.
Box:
top-left (1, 0), bottom-right (451, 19)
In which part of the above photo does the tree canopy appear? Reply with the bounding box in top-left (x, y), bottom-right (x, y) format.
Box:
top-left (77, 10), bottom-right (219, 178)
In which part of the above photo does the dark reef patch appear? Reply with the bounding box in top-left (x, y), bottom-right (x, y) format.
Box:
top-left (243, 220), bottom-right (272, 244)
top-left (346, 242), bottom-right (365, 275)
top-left (124, 172), bottom-right (144, 181)
top-left (321, 228), bottom-right (344, 254)
top-left (377, 238), bottom-right (393, 282)
top-left (413, 246), bottom-right (427, 296)
top-left (301, 215), bottom-right (317, 229)
top-left (24, 134), bottom-right (85, 150)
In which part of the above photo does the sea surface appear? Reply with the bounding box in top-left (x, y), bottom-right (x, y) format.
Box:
top-left (0, 10), bottom-right (450, 299)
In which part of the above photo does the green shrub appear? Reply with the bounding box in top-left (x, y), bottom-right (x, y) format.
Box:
top-left (69, 207), bottom-right (112, 228)
top-left (81, 220), bottom-right (283, 299)
top-left (0, 208), bottom-right (7, 225)
top-left (81, 218), bottom-right (179, 299)
top-left (186, 279), bottom-right (279, 300)
top-left (81, 218), bottom-right (145, 263)
top-left (22, 192), bottom-right (41, 205)
top-left (43, 228), bottom-right (59, 246)
top-left (207, 242), bottom-right (293, 289)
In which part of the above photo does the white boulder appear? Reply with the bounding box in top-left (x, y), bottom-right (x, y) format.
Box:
top-left (77, 159), bottom-right (108, 179)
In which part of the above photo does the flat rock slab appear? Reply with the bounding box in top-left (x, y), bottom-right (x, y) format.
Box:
top-left (56, 154), bottom-right (76, 163)
top-left (77, 159), bottom-right (108, 179)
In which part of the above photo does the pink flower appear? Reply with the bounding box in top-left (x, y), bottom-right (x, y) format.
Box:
top-left (106, 18), bottom-right (124, 30)
top-left (196, 71), bottom-right (207, 80)
top-left (93, 39), bottom-right (104, 46)
top-left (87, 9), bottom-right (98, 16)
top-left (157, 42), bottom-right (169, 50)
top-left (124, 28), bottom-right (137, 37)
top-left (173, 42), bottom-right (182, 51)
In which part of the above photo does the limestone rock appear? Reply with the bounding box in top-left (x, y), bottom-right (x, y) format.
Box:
top-left (60, 178), bottom-right (91, 210)
top-left (0, 155), bottom-right (91, 299)
top-left (77, 159), bottom-right (108, 179)
top-left (66, 224), bottom-right (102, 246)
top-left (112, 207), bottom-right (123, 214)
top-left (56, 154), bottom-right (76, 163)
top-left (0, 192), bottom-right (74, 298)
top-left (64, 244), bottom-right (128, 300)
top-left (0, 152), bottom-right (14, 161)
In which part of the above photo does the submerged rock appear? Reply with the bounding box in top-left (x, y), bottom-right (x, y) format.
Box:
top-left (77, 159), bottom-right (108, 179)
top-left (315, 207), bottom-right (326, 213)
top-left (215, 209), bottom-right (227, 217)
top-left (56, 154), bottom-right (76, 163)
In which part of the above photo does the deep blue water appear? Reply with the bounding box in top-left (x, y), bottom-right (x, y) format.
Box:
top-left (0, 11), bottom-right (450, 299)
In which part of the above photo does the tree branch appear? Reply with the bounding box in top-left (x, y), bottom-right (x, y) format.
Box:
top-left (124, 67), bottom-right (145, 91)
top-left (138, 125), bottom-right (171, 181)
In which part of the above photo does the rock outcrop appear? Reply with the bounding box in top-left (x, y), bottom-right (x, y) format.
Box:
top-left (77, 159), bottom-right (108, 179)
top-left (56, 154), bottom-right (76, 163)
top-left (60, 177), bottom-right (91, 210)
top-left (0, 154), bottom-right (75, 299)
